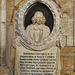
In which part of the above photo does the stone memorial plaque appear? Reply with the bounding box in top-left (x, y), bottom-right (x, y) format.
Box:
top-left (14, 0), bottom-right (61, 75)
top-left (15, 45), bottom-right (59, 75)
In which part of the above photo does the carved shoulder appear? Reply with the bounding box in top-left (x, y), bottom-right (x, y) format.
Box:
top-left (44, 25), bottom-right (50, 33)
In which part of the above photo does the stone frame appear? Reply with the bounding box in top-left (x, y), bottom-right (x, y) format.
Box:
top-left (15, 0), bottom-right (61, 50)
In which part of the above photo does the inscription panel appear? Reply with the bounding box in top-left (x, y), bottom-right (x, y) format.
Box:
top-left (19, 53), bottom-right (56, 75)
top-left (15, 46), bottom-right (58, 75)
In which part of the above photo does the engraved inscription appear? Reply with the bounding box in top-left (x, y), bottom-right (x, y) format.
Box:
top-left (19, 52), bottom-right (56, 75)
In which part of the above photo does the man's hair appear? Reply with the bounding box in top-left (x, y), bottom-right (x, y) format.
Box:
top-left (32, 11), bottom-right (46, 24)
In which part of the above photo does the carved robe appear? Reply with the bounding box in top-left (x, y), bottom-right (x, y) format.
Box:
top-left (26, 24), bottom-right (50, 42)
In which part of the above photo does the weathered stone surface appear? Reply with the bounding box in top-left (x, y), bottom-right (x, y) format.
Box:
top-left (7, 0), bottom-right (14, 7)
top-left (58, 0), bottom-right (73, 12)
top-left (60, 47), bottom-right (75, 74)
top-left (60, 56), bottom-right (64, 70)
top-left (60, 35), bottom-right (67, 48)
top-left (0, 66), bottom-right (9, 75)
top-left (61, 22), bottom-right (73, 36)
top-left (70, 71), bottom-right (75, 75)
top-left (11, 47), bottom-right (15, 69)
top-left (67, 36), bottom-right (73, 46)
top-left (6, 24), bottom-right (14, 65)
top-left (15, 0), bottom-right (28, 6)
top-left (60, 47), bottom-right (75, 56)
top-left (0, 0), bottom-right (74, 75)
top-left (6, 0), bottom-right (14, 22)
top-left (61, 13), bottom-right (68, 24)
top-left (58, 0), bottom-right (74, 48)
top-left (7, 12), bottom-right (13, 22)
top-left (0, 0), bottom-right (1, 22)
top-left (64, 56), bottom-right (74, 71)
top-left (60, 71), bottom-right (70, 75)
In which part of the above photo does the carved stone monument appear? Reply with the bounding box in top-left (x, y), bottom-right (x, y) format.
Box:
top-left (14, 0), bottom-right (61, 75)
top-left (26, 11), bottom-right (50, 43)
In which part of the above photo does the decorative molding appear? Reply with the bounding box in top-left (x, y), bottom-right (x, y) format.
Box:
top-left (15, 0), bottom-right (61, 50)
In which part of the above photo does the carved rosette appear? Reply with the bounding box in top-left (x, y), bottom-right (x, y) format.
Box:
top-left (14, 0), bottom-right (61, 50)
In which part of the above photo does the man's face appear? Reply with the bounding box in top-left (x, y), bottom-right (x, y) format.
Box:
top-left (36, 16), bottom-right (42, 25)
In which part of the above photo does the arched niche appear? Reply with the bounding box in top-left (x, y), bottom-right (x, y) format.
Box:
top-left (24, 2), bottom-right (54, 32)
top-left (15, 0), bottom-right (61, 50)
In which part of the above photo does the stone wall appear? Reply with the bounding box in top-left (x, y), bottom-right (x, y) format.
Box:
top-left (4, 0), bottom-right (75, 75)
top-left (60, 47), bottom-right (75, 75)
top-left (57, 0), bottom-right (75, 74)
top-left (58, 0), bottom-right (74, 47)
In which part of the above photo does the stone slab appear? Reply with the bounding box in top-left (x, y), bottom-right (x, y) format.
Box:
top-left (15, 45), bottom-right (60, 75)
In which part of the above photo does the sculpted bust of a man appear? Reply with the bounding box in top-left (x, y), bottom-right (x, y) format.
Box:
top-left (26, 11), bottom-right (50, 43)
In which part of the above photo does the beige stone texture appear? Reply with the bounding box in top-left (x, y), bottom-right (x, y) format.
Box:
top-left (15, 0), bottom-right (22, 6)
top-left (0, 0), bottom-right (1, 22)
top-left (0, 0), bottom-right (1, 65)
top-left (60, 56), bottom-right (64, 70)
top-left (70, 71), bottom-right (75, 75)
top-left (64, 56), bottom-right (74, 71)
top-left (60, 47), bottom-right (75, 56)
top-left (53, 0), bottom-right (74, 73)
top-left (7, 0), bottom-right (14, 7)
top-left (67, 36), bottom-right (73, 46)
top-left (58, 0), bottom-right (73, 13)
top-left (60, 47), bottom-right (75, 75)
top-left (10, 47), bottom-right (15, 69)
top-left (60, 35), bottom-right (67, 47)
top-left (6, 0), bottom-right (14, 22)
top-left (60, 71), bottom-right (70, 75)
top-left (0, 66), bottom-right (9, 75)
top-left (61, 22), bottom-right (73, 36)
top-left (7, 12), bottom-right (13, 22)
top-left (15, 0), bottom-right (28, 6)
top-left (6, 24), bottom-right (14, 64)
top-left (6, 0), bottom-right (29, 22)
top-left (58, 0), bottom-right (74, 47)
top-left (61, 13), bottom-right (68, 24)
